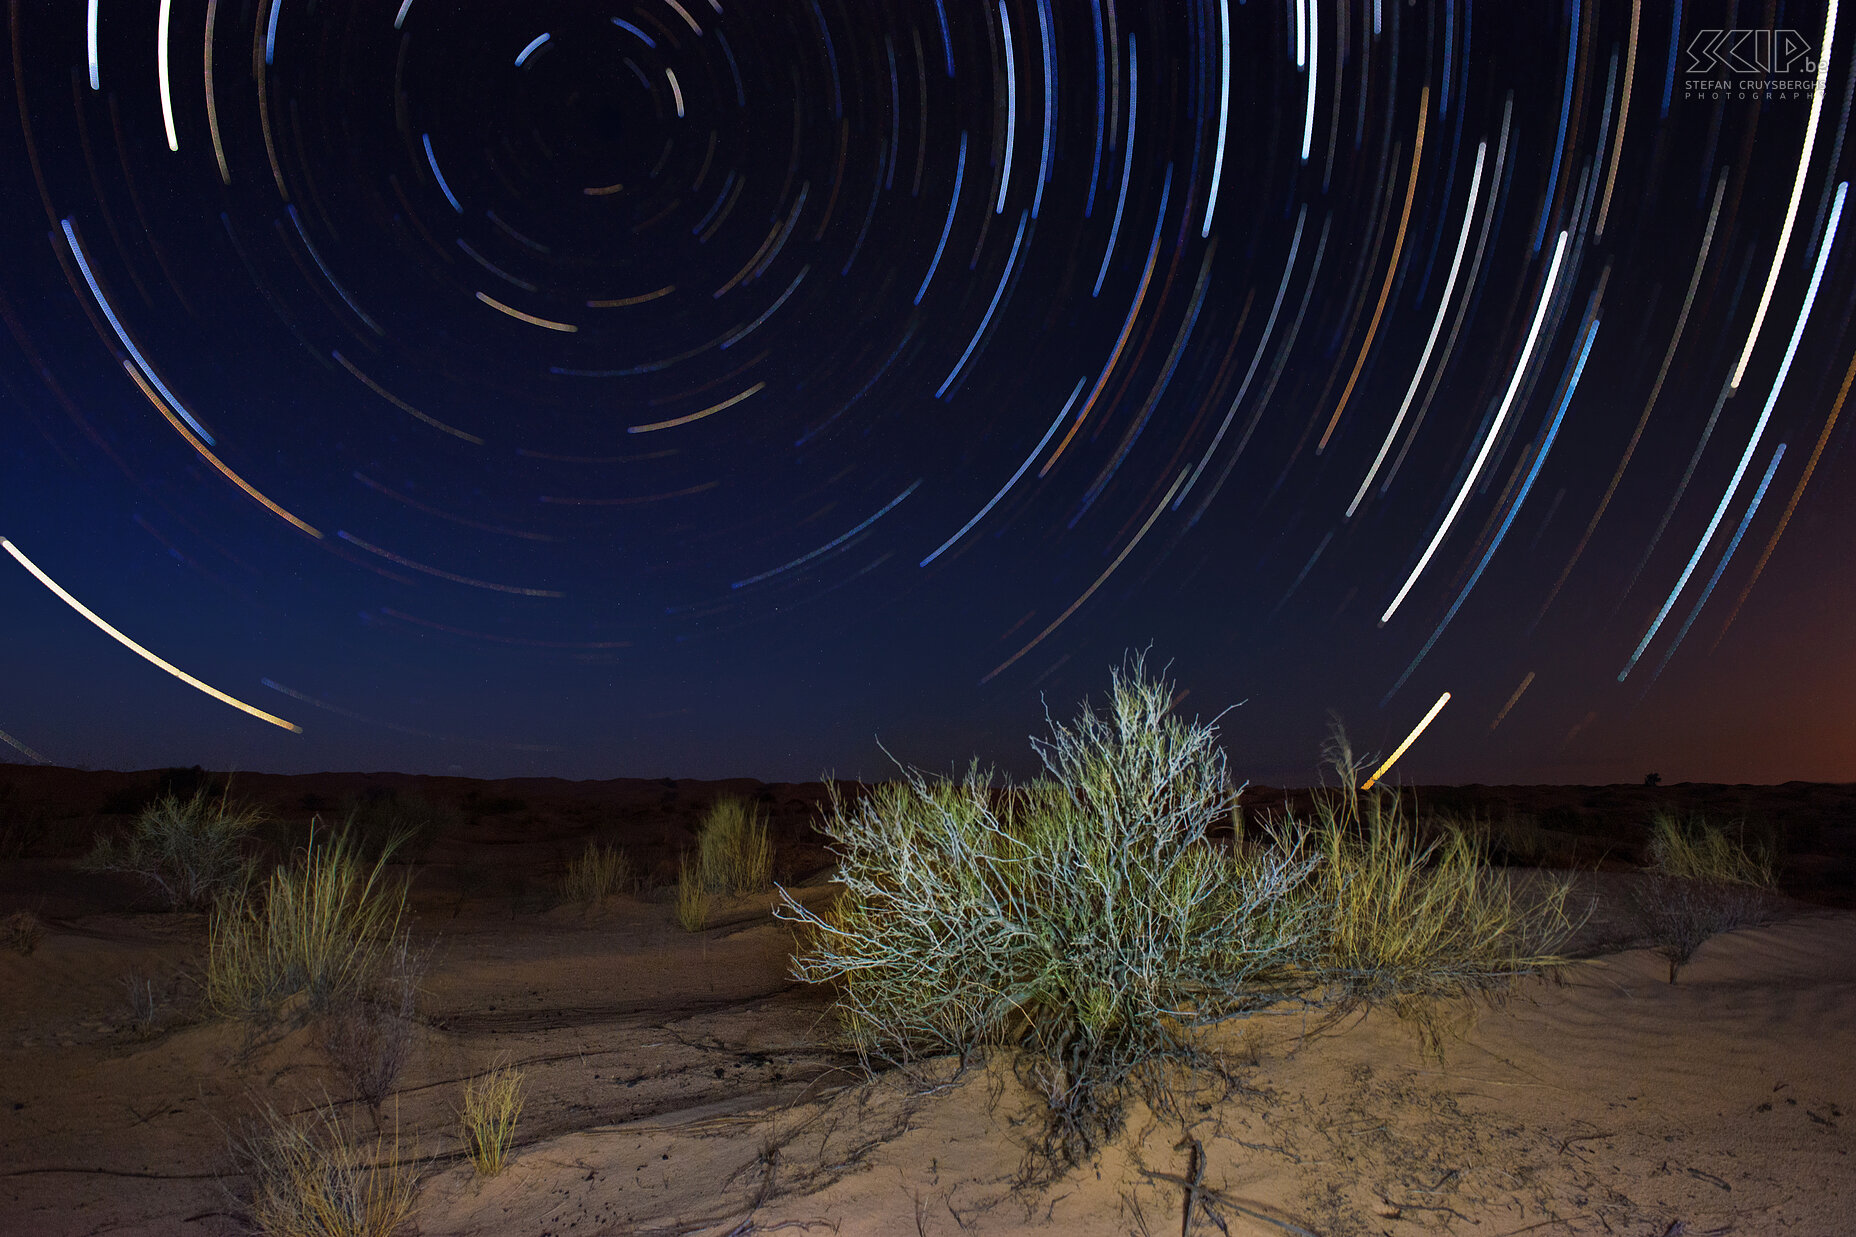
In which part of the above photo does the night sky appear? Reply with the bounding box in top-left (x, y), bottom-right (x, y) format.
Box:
top-left (2, 1), bottom-right (1852, 787)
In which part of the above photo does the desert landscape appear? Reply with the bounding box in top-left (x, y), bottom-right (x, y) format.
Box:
top-left (3, 748), bottom-right (1852, 1237)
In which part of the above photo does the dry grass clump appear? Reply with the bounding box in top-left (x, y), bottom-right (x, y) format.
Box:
top-left (697, 797), bottom-right (774, 895)
top-left (207, 827), bottom-right (409, 1024)
top-left (1634, 812), bottom-right (1777, 982)
top-left (81, 789), bottom-right (264, 909)
top-left (674, 797), bottom-right (773, 931)
top-left (780, 656), bottom-right (1572, 1165)
top-left (459, 1062), bottom-right (526, 1176)
top-left (1305, 735), bottom-right (1571, 1049)
top-left (5, 908), bottom-right (45, 955)
top-left (674, 856), bottom-right (711, 932)
top-left (232, 1099), bottom-right (418, 1237)
top-left (1645, 811), bottom-right (1775, 886)
top-left (559, 841), bottom-right (631, 908)
top-left (122, 964), bottom-right (160, 1036)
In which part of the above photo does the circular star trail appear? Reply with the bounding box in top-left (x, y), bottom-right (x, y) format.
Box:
top-left (2, 1), bottom-right (1853, 783)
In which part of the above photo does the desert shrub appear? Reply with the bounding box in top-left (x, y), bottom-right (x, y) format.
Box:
top-left (232, 1099), bottom-right (417, 1237)
top-left (559, 842), bottom-right (631, 908)
top-left (779, 657), bottom-right (1323, 1161)
top-left (695, 796), bottom-right (774, 896)
top-left (322, 937), bottom-right (423, 1112)
top-left (81, 789), bottom-right (264, 910)
top-left (459, 1062), bottom-right (526, 1176)
top-left (674, 856), bottom-right (711, 932)
top-left (1633, 813), bottom-right (1777, 982)
top-left (337, 790), bottom-right (456, 864)
top-left (207, 828), bottom-right (409, 1024)
top-left (0, 783), bottom-right (49, 860)
top-left (5, 908), bottom-right (45, 955)
top-left (780, 657), bottom-right (1576, 1163)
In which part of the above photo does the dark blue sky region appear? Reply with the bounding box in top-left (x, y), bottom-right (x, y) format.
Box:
top-left (2, 1), bottom-right (1853, 786)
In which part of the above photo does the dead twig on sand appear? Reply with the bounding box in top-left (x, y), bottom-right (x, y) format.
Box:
top-left (1137, 1165), bottom-right (1320, 1237)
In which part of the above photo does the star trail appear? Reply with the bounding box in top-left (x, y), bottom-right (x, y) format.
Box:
top-left (2, 1), bottom-right (1852, 785)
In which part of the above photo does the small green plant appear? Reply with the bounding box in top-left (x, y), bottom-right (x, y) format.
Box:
top-left (674, 855), bottom-right (711, 932)
top-left (696, 797), bottom-right (774, 896)
top-left (81, 789), bottom-right (264, 909)
top-left (1634, 812), bottom-right (1777, 982)
top-left (207, 827), bottom-right (409, 1024)
top-left (559, 842), bottom-right (631, 908)
top-left (460, 1061), bottom-right (526, 1176)
top-left (232, 1098), bottom-right (418, 1237)
top-left (6, 908), bottom-right (46, 955)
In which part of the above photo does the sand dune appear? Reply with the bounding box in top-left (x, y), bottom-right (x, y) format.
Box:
top-left (2, 767), bottom-right (1851, 1235)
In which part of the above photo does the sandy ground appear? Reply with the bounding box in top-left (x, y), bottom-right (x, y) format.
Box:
top-left (1, 767), bottom-right (1852, 1235)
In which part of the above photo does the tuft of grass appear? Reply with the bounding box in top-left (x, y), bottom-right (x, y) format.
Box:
top-left (1645, 811), bottom-right (1776, 887)
top-left (559, 842), bottom-right (631, 909)
top-left (6, 908), bottom-right (46, 956)
top-left (459, 1062), bottom-right (526, 1176)
top-left (674, 855), bottom-right (711, 932)
top-left (232, 1098), bottom-right (418, 1237)
top-left (207, 827), bottom-right (409, 1024)
top-left (696, 797), bottom-right (774, 896)
top-left (1302, 727), bottom-right (1571, 1046)
top-left (123, 965), bottom-right (160, 1036)
top-left (81, 789), bottom-right (264, 910)
top-left (1634, 812), bottom-right (1777, 982)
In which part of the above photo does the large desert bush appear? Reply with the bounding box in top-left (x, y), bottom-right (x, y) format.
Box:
top-left (779, 657), bottom-right (1573, 1163)
top-left (778, 657), bottom-right (1321, 1159)
top-left (82, 789), bottom-right (264, 909)
top-left (1634, 812), bottom-right (1777, 982)
top-left (232, 1098), bottom-right (417, 1237)
top-left (208, 827), bottom-right (409, 1024)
